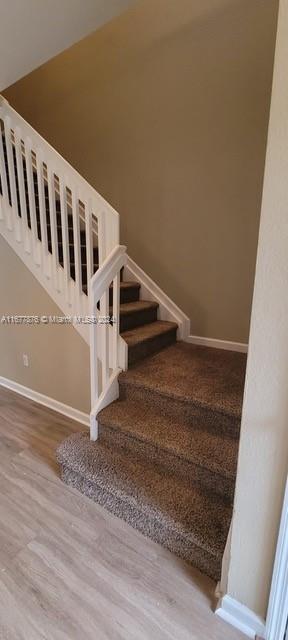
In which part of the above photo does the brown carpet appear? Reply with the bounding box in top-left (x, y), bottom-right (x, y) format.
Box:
top-left (57, 337), bottom-right (246, 582)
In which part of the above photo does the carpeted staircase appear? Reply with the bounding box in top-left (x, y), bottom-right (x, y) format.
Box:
top-left (57, 332), bottom-right (246, 581)
top-left (1, 125), bottom-right (247, 582)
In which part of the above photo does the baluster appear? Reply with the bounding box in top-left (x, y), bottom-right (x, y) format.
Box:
top-left (36, 150), bottom-right (49, 273)
top-left (0, 120), bottom-right (9, 224)
top-left (46, 166), bottom-right (60, 290)
top-left (71, 187), bottom-right (82, 306)
top-left (100, 289), bottom-right (110, 389)
top-left (14, 128), bottom-right (30, 252)
top-left (90, 294), bottom-right (99, 441)
top-left (97, 211), bottom-right (105, 266)
top-left (3, 116), bottom-right (19, 237)
top-left (25, 138), bottom-right (40, 264)
top-left (85, 198), bottom-right (94, 292)
top-left (112, 272), bottom-right (120, 370)
top-left (59, 178), bottom-right (71, 305)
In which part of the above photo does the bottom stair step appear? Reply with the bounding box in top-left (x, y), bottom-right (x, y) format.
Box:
top-left (56, 432), bottom-right (232, 581)
top-left (98, 397), bottom-right (238, 502)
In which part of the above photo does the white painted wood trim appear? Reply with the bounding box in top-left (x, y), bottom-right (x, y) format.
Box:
top-left (216, 522), bottom-right (232, 601)
top-left (187, 334), bottom-right (248, 353)
top-left (0, 376), bottom-right (89, 426)
top-left (265, 476), bottom-right (288, 640)
top-left (90, 368), bottom-right (121, 441)
top-left (124, 256), bottom-right (190, 340)
top-left (215, 595), bottom-right (265, 639)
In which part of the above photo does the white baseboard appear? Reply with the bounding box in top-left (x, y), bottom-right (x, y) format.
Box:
top-left (215, 595), bottom-right (265, 639)
top-left (0, 377), bottom-right (89, 427)
top-left (186, 334), bottom-right (248, 353)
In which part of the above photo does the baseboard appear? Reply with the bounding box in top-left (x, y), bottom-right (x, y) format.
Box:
top-left (186, 334), bottom-right (248, 353)
top-left (0, 377), bottom-right (89, 427)
top-left (215, 595), bottom-right (265, 639)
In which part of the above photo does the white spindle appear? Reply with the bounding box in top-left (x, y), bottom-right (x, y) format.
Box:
top-left (112, 273), bottom-right (120, 369)
top-left (25, 138), bottom-right (40, 264)
top-left (100, 289), bottom-right (110, 389)
top-left (47, 165), bottom-right (60, 290)
top-left (90, 298), bottom-right (99, 441)
top-left (0, 122), bottom-right (9, 223)
top-left (59, 178), bottom-right (71, 305)
top-left (3, 117), bottom-right (19, 236)
top-left (97, 211), bottom-right (105, 266)
top-left (85, 198), bottom-right (94, 288)
top-left (36, 150), bottom-right (49, 272)
top-left (71, 187), bottom-right (82, 304)
top-left (14, 128), bottom-right (30, 253)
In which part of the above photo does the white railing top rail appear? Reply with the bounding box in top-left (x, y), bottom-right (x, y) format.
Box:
top-left (0, 95), bottom-right (119, 238)
top-left (90, 244), bottom-right (127, 301)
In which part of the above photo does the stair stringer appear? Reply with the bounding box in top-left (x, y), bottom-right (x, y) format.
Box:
top-left (124, 256), bottom-right (190, 341)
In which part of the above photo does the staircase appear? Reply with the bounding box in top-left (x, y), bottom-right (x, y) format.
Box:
top-left (57, 342), bottom-right (246, 581)
top-left (0, 96), bottom-right (246, 583)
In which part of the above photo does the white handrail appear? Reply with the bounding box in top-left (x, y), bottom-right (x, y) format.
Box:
top-left (0, 96), bottom-right (125, 441)
top-left (90, 245), bottom-right (127, 440)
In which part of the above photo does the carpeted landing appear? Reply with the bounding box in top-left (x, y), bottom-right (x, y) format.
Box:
top-left (57, 342), bottom-right (246, 582)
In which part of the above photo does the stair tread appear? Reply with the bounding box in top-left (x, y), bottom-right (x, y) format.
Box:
top-left (120, 342), bottom-right (246, 419)
top-left (98, 398), bottom-right (238, 480)
top-left (82, 280), bottom-right (139, 295)
top-left (121, 320), bottom-right (178, 344)
top-left (117, 300), bottom-right (158, 316)
top-left (115, 280), bottom-right (140, 290)
top-left (57, 431), bottom-right (231, 561)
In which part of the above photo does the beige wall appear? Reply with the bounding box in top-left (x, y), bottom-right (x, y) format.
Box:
top-left (0, 235), bottom-right (90, 413)
top-left (227, 0), bottom-right (288, 619)
top-left (3, 0), bottom-right (278, 343)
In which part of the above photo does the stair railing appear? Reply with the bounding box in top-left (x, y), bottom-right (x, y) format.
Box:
top-left (89, 245), bottom-right (127, 440)
top-left (0, 96), bottom-right (126, 439)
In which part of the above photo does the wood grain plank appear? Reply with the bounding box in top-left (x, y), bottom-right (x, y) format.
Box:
top-left (0, 386), bottom-right (245, 640)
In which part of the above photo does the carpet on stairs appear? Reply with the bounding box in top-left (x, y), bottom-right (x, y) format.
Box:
top-left (57, 342), bottom-right (246, 582)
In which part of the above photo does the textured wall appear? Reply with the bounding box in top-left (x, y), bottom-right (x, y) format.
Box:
top-left (228, 0), bottom-right (288, 618)
top-left (0, 236), bottom-right (90, 413)
top-left (3, 0), bottom-right (279, 343)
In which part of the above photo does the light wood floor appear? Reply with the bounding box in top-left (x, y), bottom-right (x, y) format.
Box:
top-left (0, 385), bottom-right (245, 640)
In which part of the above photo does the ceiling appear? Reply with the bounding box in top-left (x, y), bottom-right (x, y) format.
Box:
top-left (0, 0), bottom-right (137, 91)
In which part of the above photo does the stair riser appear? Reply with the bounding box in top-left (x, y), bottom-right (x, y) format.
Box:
top-left (127, 327), bottom-right (177, 365)
top-left (119, 383), bottom-right (241, 439)
top-left (117, 285), bottom-right (140, 304)
top-left (60, 464), bottom-right (222, 582)
top-left (98, 422), bottom-right (235, 502)
top-left (120, 307), bottom-right (158, 333)
top-left (109, 286), bottom-right (140, 305)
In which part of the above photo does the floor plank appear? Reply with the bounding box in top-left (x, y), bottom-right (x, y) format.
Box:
top-left (0, 386), bottom-right (245, 639)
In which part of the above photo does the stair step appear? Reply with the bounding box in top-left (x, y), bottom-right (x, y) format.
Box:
top-left (98, 397), bottom-right (238, 502)
top-left (120, 343), bottom-right (246, 438)
top-left (121, 320), bottom-right (178, 364)
top-left (117, 300), bottom-right (158, 332)
top-left (56, 432), bottom-right (231, 581)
